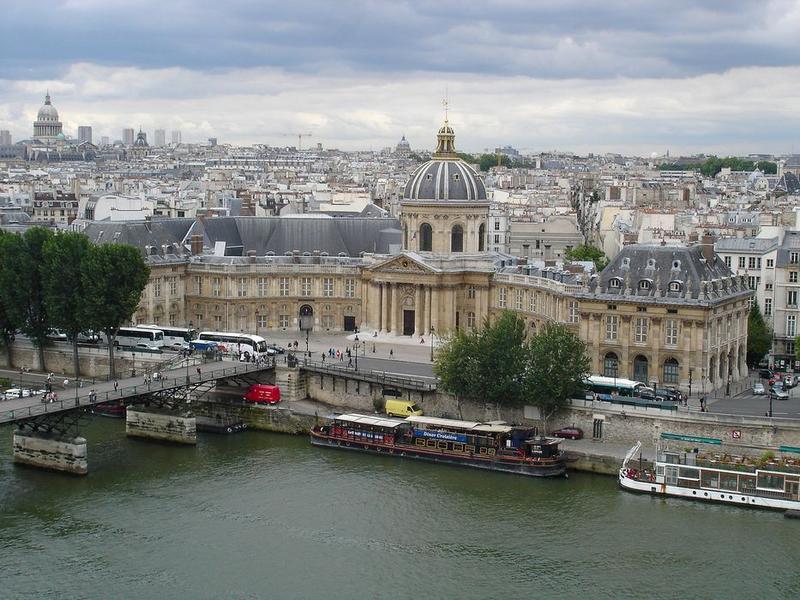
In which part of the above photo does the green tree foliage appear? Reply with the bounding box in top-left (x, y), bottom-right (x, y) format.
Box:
top-left (0, 232), bottom-right (22, 367)
top-left (522, 323), bottom-right (590, 432)
top-left (565, 244), bottom-right (609, 271)
top-left (658, 157), bottom-right (777, 176)
top-left (82, 244), bottom-right (150, 379)
top-left (43, 232), bottom-right (92, 378)
top-left (747, 304), bottom-right (772, 367)
top-left (434, 311), bottom-right (527, 410)
top-left (0, 228), bottom-right (55, 370)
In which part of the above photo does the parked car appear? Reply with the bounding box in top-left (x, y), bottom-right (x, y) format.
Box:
top-left (266, 344), bottom-right (286, 355)
top-left (759, 369), bottom-right (773, 379)
top-left (638, 387), bottom-right (656, 401)
top-left (656, 389), bottom-right (681, 403)
top-left (3, 388), bottom-right (32, 399)
top-left (551, 427), bottom-right (583, 440)
top-left (784, 375), bottom-right (797, 389)
top-left (753, 383), bottom-right (766, 395)
top-left (769, 388), bottom-right (789, 401)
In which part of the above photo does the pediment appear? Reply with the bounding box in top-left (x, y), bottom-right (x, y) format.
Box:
top-left (370, 253), bottom-right (436, 274)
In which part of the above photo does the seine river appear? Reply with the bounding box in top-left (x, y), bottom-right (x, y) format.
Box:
top-left (0, 419), bottom-right (797, 600)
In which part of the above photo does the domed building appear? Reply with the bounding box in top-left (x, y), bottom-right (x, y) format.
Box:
top-left (33, 92), bottom-right (63, 142)
top-left (400, 119), bottom-right (488, 253)
top-left (395, 135), bottom-right (411, 156)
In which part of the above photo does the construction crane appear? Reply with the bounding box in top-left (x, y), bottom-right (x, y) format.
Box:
top-left (281, 132), bottom-right (313, 150)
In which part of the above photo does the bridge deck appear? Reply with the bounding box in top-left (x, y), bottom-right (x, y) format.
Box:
top-left (0, 361), bottom-right (271, 425)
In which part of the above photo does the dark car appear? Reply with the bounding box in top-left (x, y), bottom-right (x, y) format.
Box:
top-left (551, 427), bottom-right (583, 440)
top-left (655, 389), bottom-right (680, 403)
top-left (267, 344), bottom-right (286, 355)
top-left (759, 369), bottom-right (773, 380)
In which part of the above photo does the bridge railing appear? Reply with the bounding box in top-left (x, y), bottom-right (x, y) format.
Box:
top-left (300, 359), bottom-right (437, 392)
top-left (0, 361), bottom-right (270, 424)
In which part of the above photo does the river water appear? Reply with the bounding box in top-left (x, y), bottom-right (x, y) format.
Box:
top-left (0, 419), bottom-right (797, 600)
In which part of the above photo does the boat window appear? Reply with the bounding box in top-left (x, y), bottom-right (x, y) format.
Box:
top-left (663, 452), bottom-right (681, 465)
top-left (679, 467), bottom-right (699, 480)
top-left (665, 466), bottom-right (678, 485)
top-left (757, 473), bottom-right (785, 491)
top-left (720, 473), bottom-right (738, 491)
top-left (701, 471), bottom-right (719, 488)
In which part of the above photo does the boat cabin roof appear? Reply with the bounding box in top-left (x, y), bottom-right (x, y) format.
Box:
top-left (406, 415), bottom-right (512, 434)
top-left (335, 413), bottom-right (408, 429)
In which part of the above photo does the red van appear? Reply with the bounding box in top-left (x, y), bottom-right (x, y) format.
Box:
top-left (243, 384), bottom-right (281, 405)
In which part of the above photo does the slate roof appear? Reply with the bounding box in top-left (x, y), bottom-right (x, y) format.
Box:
top-left (403, 159), bottom-right (487, 202)
top-left (775, 230), bottom-right (800, 268)
top-left (82, 219), bottom-right (195, 257)
top-left (715, 237), bottom-right (779, 253)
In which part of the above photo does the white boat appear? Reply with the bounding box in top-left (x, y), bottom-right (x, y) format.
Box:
top-left (619, 439), bottom-right (800, 511)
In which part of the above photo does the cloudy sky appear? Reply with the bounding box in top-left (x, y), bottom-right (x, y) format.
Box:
top-left (2, 0), bottom-right (800, 155)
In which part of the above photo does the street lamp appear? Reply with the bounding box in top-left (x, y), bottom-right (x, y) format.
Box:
top-left (430, 326), bottom-right (435, 362)
top-left (688, 368), bottom-right (693, 399)
top-left (354, 335), bottom-right (359, 371)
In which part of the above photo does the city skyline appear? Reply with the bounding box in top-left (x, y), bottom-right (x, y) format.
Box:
top-left (2, 1), bottom-right (800, 154)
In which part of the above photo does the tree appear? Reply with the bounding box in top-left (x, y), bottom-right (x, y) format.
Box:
top-left (0, 231), bottom-right (22, 367)
top-left (82, 244), bottom-right (150, 379)
top-left (565, 244), bottom-right (609, 271)
top-left (0, 228), bottom-right (55, 370)
top-left (434, 311), bottom-right (528, 410)
top-left (747, 304), bottom-right (772, 367)
top-left (522, 323), bottom-right (590, 433)
top-left (43, 232), bottom-right (92, 378)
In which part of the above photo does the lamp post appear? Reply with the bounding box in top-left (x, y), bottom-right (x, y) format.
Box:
top-left (305, 329), bottom-right (310, 357)
top-left (354, 335), bottom-right (359, 371)
top-left (688, 368), bottom-right (693, 399)
top-left (430, 326), bottom-right (435, 362)
top-left (186, 321), bottom-right (193, 384)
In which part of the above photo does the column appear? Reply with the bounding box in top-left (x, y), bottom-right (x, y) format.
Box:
top-left (423, 286), bottom-right (431, 335)
top-left (380, 282), bottom-right (387, 333)
top-left (448, 287), bottom-right (457, 329)
top-left (415, 285), bottom-right (424, 336)
top-left (430, 286), bottom-right (440, 332)
top-left (390, 283), bottom-right (400, 335)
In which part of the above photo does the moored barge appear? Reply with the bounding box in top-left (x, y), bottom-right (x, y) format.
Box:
top-left (311, 414), bottom-right (565, 477)
top-left (619, 439), bottom-right (800, 511)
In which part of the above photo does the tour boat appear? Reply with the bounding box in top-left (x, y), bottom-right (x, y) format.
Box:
top-left (310, 413), bottom-right (566, 477)
top-left (91, 400), bottom-right (126, 418)
top-left (619, 439), bottom-right (800, 511)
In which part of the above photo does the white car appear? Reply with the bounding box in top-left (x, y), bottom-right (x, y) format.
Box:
top-left (4, 388), bottom-right (32, 399)
top-left (753, 383), bottom-right (765, 395)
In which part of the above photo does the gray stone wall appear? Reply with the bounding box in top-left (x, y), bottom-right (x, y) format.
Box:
top-left (0, 344), bottom-right (164, 379)
top-left (126, 409), bottom-right (197, 444)
top-left (12, 432), bottom-right (88, 475)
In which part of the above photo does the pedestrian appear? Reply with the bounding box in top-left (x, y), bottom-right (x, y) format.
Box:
top-left (113, 380), bottom-right (118, 391)
top-left (321, 353), bottom-right (326, 363)
top-left (339, 352), bottom-right (344, 362)
top-left (63, 378), bottom-right (69, 388)
top-left (348, 357), bottom-right (353, 367)
top-left (372, 344), bottom-right (376, 353)
top-left (389, 349), bottom-right (394, 358)
top-left (373, 331), bottom-right (377, 338)
top-left (420, 338), bottom-right (425, 344)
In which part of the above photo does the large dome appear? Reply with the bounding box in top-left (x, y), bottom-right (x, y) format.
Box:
top-left (37, 93), bottom-right (59, 121)
top-left (404, 159), bottom-right (486, 201)
top-left (402, 119), bottom-right (486, 202)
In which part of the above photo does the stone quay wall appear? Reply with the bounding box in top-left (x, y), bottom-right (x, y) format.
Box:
top-left (126, 409), bottom-right (197, 444)
top-left (193, 400), bottom-right (319, 434)
top-left (12, 432), bottom-right (88, 475)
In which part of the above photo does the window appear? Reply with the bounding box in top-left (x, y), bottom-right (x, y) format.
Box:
top-left (419, 223), bottom-right (432, 251)
top-left (748, 257), bottom-right (756, 269)
top-left (322, 314), bottom-right (334, 329)
top-left (168, 277), bottom-right (177, 296)
top-left (603, 353), bottom-right (619, 377)
top-left (323, 278), bottom-right (334, 297)
top-left (634, 317), bottom-right (648, 343)
top-left (467, 285), bottom-right (476, 300)
top-left (609, 278), bottom-right (621, 289)
top-left (568, 300), bottom-right (579, 324)
top-left (791, 252), bottom-right (799, 264)
top-left (195, 276), bottom-right (202, 295)
top-left (257, 315), bottom-right (268, 328)
top-left (669, 281), bottom-right (681, 293)
top-left (605, 315), bottom-right (618, 341)
top-left (279, 314), bottom-right (289, 328)
top-left (757, 258), bottom-right (762, 268)
top-left (300, 277), bottom-right (312, 296)
top-left (257, 277), bottom-right (268, 296)
top-left (451, 224), bottom-right (464, 253)
top-left (214, 315), bottom-right (222, 328)
top-left (788, 315), bottom-right (797, 337)
top-left (748, 276), bottom-right (758, 289)
top-left (498, 287), bottom-right (507, 308)
top-left (767, 258), bottom-right (774, 268)
top-left (529, 292), bottom-right (536, 313)
top-left (665, 319), bottom-right (678, 346)
top-left (766, 283), bottom-right (773, 291)
top-left (639, 280), bottom-right (651, 291)
top-left (494, 234), bottom-right (500, 244)
top-left (494, 221), bottom-right (500, 231)
top-left (663, 358), bottom-right (679, 385)
top-left (344, 279), bottom-right (355, 298)
top-left (516, 289), bottom-right (524, 310)
top-left (478, 223), bottom-right (485, 252)
top-left (467, 311), bottom-right (476, 329)
top-left (237, 277), bottom-right (247, 297)
top-left (790, 272), bottom-right (798, 283)
top-left (765, 298), bottom-right (772, 316)
top-left (153, 279), bottom-right (161, 297)
top-left (789, 291), bottom-right (798, 307)
top-left (212, 278), bottom-right (221, 297)
top-left (724, 256), bottom-right (731, 268)
top-left (738, 256), bottom-right (746, 268)
top-left (279, 277), bottom-right (290, 296)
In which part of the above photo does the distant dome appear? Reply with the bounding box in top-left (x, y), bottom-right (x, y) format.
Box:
top-left (37, 93), bottom-right (59, 122)
top-left (55, 132), bottom-right (66, 140)
top-left (396, 135), bottom-right (411, 153)
top-left (403, 121), bottom-right (486, 202)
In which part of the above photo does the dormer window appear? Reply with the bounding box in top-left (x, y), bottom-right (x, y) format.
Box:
top-left (672, 260), bottom-right (681, 269)
top-left (426, 173), bottom-right (433, 181)
top-left (669, 281), bottom-right (682, 293)
top-left (647, 258), bottom-right (656, 268)
top-left (622, 258), bottom-right (630, 268)
top-left (639, 280), bottom-right (652, 291)
top-left (453, 173), bottom-right (460, 181)
top-left (609, 278), bottom-right (622, 288)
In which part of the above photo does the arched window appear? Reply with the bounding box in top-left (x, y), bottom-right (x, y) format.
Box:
top-left (633, 355), bottom-right (649, 383)
top-left (603, 352), bottom-right (619, 378)
top-left (419, 223), bottom-right (432, 251)
top-left (451, 224), bottom-right (464, 253)
top-left (478, 223), bottom-right (486, 252)
top-left (663, 358), bottom-right (679, 384)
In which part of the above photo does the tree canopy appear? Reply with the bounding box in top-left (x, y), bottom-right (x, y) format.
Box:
top-left (565, 244), bottom-right (609, 271)
top-left (434, 311), bottom-right (590, 430)
top-left (747, 303), bottom-right (772, 367)
top-left (658, 157), bottom-right (777, 177)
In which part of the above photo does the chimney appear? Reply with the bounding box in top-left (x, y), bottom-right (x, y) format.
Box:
top-left (190, 234), bottom-right (204, 255)
top-left (247, 250), bottom-right (257, 263)
top-left (701, 232), bottom-right (715, 263)
top-left (312, 249), bottom-right (321, 264)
